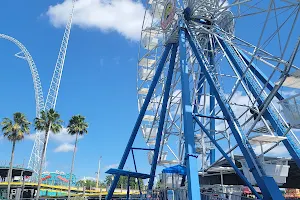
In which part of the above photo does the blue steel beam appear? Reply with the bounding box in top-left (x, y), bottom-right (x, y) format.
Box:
top-left (192, 72), bottom-right (204, 132)
top-left (179, 23), bottom-right (201, 200)
top-left (193, 116), bottom-right (261, 199)
top-left (131, 149), bottom-right (142, 196)
top-left (148, 43), bottom-right (178, 192)
top-left (105, 44), bottom-right (172, 200)
top-left (208, 40), bottom-right (216, 164)
top-left (192, 72), bottom-right (205, 122)
top-left (217, 38), bottom-right (300, 169)
top-left (186, 27), bottom-right (284, 200)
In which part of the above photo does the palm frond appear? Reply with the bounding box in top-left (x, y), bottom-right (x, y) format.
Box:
top-left (1, 112), bottom-right (31, 142)
top-left (35, 109), bottom-right (63, 134)
top-left (67, 115), bottom-right (88, 136)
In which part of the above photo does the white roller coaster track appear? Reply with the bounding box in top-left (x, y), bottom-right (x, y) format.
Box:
top-left (0, 34), bottom-right (45, 116)
top-left (44, 0), bottom-right (75, 111)
top-left (0, 34), bottom-right (45, 179)
top-left (28, 0), bottom-right (75, 181)
top-left (0, 0), bottom-right (75, 180)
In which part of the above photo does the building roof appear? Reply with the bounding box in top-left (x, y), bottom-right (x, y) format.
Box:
top-left (0, 166), bottom-right (33, 177)
top-left (162, 165), bottom-right (186, 175)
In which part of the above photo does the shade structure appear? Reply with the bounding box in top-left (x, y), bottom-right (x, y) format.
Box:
top-left (162, 165), bottom-right (186, 175)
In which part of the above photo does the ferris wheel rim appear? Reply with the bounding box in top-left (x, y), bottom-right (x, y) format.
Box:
top-left (136, 0), bottom-right (300, 169)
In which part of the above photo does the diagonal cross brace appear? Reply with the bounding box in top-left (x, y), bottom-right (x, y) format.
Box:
top-left (148, 43), bottom-right (178, 192)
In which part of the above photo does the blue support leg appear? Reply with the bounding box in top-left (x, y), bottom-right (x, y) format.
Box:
top-left (193, 116), bottom-right (261, 199)
top-left (105, 44), bottom-right (172, 200)
top-left (186, 28), bottom-right (284, 200)
top-left (179, 24), bottom-right (201, 200)
top-left (148, 43), bottom-right (178, 192)
top-left (208, 42), bottom-right (216, 164)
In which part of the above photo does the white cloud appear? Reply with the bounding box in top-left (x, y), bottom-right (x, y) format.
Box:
top-left (50, 127), bottom-right (82, 144)
top-left (45, 161), bottom-right (50, 168)
top-left (105, 163), bottom-right (118, 169)
top-left (54, 143), bottom-right (75, 153)
top-left (26, 127), bottom-right (82, 153)
top-left (281, 90), bottom-right (299, 97)
top-left (215, 91), bottom-right (254, 131)
top-left (25, 133), bottom-right (37, 141)
top-left (26, 127), bottom-right (78, 143)
top-left (80, 176), bottom-right (96, 181)
top-left (253, 143), bottom-right (289, 157)
top-left (47, 0), bottom-right (149, 40)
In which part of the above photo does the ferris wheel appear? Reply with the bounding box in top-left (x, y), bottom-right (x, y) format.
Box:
top-left (107, 0), bottom-right (300, 199)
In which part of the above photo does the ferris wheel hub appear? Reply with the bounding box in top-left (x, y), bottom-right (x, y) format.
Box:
top-left (183, 7), bottom-right (192, 21)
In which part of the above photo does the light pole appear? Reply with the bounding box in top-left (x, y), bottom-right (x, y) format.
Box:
top-left (96, 156), bottom-right (102, 189)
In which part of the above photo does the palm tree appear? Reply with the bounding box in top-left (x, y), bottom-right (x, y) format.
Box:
top-left (34, 109), bottom-right (63, 200)
top-left (1, 112), bottom-right (30, 199)
top-left (67, 115), bottom-right (88, 199)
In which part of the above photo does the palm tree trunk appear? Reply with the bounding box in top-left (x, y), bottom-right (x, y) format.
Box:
top-left (36, 125), bottom-right (51, 200)
top-left (68, 132), bottom-right (79, 200)
top-left (7, 140), bottom-right (16, 199)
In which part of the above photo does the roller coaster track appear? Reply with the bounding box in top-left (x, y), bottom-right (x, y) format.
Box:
top-left (0, 34), bottom-right (45, 117)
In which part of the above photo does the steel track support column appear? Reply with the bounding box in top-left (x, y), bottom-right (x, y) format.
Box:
top-left (179, 24), bottom-right (201, 200)
top-left (193, 116), bottom-right (261, 199)
top-left (186, 28), bottom-right (284, 200)
top-left (148, 44), bottom-right (178, 192)
top-left (106, 44), bottom-right (172, 200)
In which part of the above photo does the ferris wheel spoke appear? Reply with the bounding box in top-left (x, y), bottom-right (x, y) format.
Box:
top-left (234, 3), bottom-right (298, 19)
top-left (261, 5), bottom-right (299, 52)
top-left (189, 22), bottom-right (291, 71)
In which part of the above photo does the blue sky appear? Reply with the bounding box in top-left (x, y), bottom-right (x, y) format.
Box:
top-left (0, 0), bottom-right (149, 182)
top-left (0, 0), bottom-right (299, 183)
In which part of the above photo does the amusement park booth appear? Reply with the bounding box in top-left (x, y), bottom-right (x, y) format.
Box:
top-left (158, 165), bottom-right (187, 200)
top-left (0, 166), bottom-right (34, 199)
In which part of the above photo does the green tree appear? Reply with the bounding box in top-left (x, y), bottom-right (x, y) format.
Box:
top-left (1, 112), bottom-right (30, 199)
top-left (155, 179), bottom-right (161, 189)
top-left (104, 175), bottom-right (144, 190)
top-left (76, 180), bottom-right (97, 190)
top-left (67, 115), bottom-right (88, 199)
top-left (34, 109), bottom-right (63, 200)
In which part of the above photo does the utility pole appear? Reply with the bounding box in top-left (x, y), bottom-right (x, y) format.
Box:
top-left (96, 156), bottom-right (102, 189)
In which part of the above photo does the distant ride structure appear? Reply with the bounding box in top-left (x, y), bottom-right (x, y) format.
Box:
top-left (0, 34), bottom-right (45, 117)
top-left (41, 171), bottom-right (76, 187)
top-left (0, 0), bottom-right (75, 181)
top-left (107, 0), bottom-right (300, 200)
top-left (27, 0), bottom-right (76, 181)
